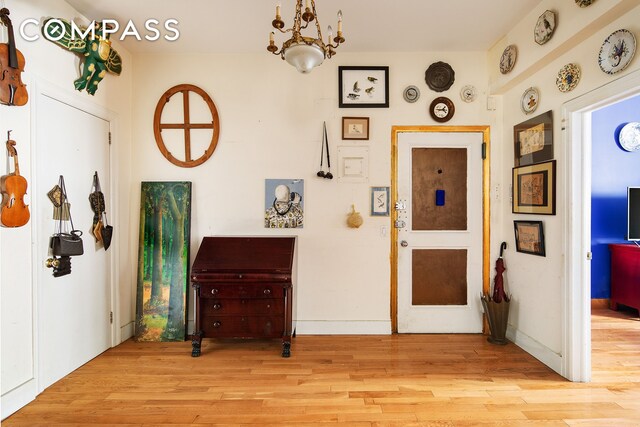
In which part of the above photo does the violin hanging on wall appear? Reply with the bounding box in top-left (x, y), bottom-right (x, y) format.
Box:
top-left (0, 7), bottom-right (28, 106)
top-left (1, 131), bottom-right (30, 227)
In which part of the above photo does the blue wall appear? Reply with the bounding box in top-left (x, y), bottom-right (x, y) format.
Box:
top-left (591, 95), bottom-right (640, 299)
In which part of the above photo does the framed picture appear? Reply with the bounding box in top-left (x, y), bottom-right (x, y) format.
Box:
top-left (136, 182), bottom-right (192, 341)
top-left (342, 117), bottom-right (370, 140)
top-left (514, 220), bottom-right (546, 256)
top-left (514, 110), bottom-right (553, 166)
top-left (264, 179), bottom-right (304, 229)
top-left (512, 160), bottom-right (556, 215)
top-left (370, 186), bottom-right (390, 216)
top-left (339, 66), bottom-right (389, 108)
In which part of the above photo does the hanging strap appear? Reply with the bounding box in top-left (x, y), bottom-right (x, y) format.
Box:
top-left (57, 175), bottom-right (77, 234)
top-left (319, 122), bottom-right (325, 169)
top-left (94, 171), bottom-right (102, 194)
top-left (324, 122), bottom-right (331, 171)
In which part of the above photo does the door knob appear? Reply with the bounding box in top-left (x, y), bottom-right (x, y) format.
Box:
top-left (400, 240), bottom-right (408, 247)
top-left (45, 258), bottom-right (60, 268)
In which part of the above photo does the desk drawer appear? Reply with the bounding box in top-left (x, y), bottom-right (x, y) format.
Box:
top-left (199, 283), bottom-right (285, 299)
top-left (202, 315), bottom-right (284, 338)
top-left (202, 298), bottom-right (284, 315)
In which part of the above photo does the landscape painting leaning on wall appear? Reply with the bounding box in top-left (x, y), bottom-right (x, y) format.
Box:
top-left (135, 182), bottom-right (192, 341)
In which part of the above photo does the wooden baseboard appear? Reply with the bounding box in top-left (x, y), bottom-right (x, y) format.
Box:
top-left (591, 298), bottom-right (610, 309)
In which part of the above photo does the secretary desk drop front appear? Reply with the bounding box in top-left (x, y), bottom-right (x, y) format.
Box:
top-left (190, 236), bottom-right (296, 357)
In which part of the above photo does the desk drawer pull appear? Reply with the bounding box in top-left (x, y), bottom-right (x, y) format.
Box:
top-left (263, 288), bottom-right (272, 295)
top-left (211, 288), bottom-right (219, 295)
top-left (213, 321), bottom-right (221, 328)
top-left (213, 303), bottom-right (221, 310)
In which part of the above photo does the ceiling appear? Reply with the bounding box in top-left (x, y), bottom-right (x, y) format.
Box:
top-left (65, 0), bottom-right (543, 54)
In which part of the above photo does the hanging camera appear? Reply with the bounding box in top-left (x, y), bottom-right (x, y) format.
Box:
top-left (317, 122), bottom-right (333, 179)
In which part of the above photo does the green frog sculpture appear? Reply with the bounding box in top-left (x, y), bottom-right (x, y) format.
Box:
top-left (42, 19), bottom-right (122, 95)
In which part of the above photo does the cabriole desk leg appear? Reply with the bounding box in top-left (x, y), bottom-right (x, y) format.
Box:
top-left (191, 331), bottom-right (204, 357)
top-left (282, 338), bottom-right (291, 358)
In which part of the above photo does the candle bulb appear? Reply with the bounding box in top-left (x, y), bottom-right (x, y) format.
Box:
top-left (337, 10), bottom-right (343, 33)
top-left (327, 25), bottom-right (333, 42)
top-left (269, 31), bottom-right (274, 43)
top-left (276, 2), bottom-right (281, 17)
top-left (305, 0), bottom-right (310, 9)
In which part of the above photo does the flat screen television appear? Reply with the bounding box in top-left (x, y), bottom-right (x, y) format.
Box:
top-left (628, 187), bottom-right (640, 241)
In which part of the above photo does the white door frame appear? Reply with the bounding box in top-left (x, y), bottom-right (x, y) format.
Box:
top-left (391, 126), bottom-right (491, 333)
top-left (562, 68), bottom-right (640, 382)
top-left (31, 79), bottom-right (120, 393)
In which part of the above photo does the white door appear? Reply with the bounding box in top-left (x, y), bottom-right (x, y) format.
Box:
top-left (397, 130), bottom-right (484, 333)
top-left (35, 94), bottom-right (112, 390)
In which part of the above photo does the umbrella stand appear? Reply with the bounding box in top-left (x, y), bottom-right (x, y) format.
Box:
top-left (481, 295), bottom-right (510, 345)
top-left (482, 241), bottom-right (510, 345)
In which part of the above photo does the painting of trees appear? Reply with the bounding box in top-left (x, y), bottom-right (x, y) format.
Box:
top-left (135, 182), bottom-right (191, 341)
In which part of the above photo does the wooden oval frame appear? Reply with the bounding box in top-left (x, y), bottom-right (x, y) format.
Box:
top-left (153, 84), bottom-right (220, 168)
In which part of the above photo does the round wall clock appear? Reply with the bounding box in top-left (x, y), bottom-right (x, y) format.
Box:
top-left (556, 63), bottom-right (581, 92)
top-left (425, 62), bottom-right (455, 92)
top-left (598, 29), bottom-right (636, 75)
top-left (403, 85), bottom-right (420, 103)
top-left (499, 45), bottom-right (517, 74)
top-left (534, 10), bottom-right (556, 46)
top-left (619, 122), bottom-right (640, 152)
top-left (575, 0), bottom-right (596, 7)
top-left (429, 97), bottom-right (455, 122)
top-left (521, 87), bottom-right (539, 114)
top-left (460, 85), bottom-right (477, 103)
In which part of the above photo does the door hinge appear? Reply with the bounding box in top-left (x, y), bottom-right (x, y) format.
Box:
top-left (108, 132), bottom-right (112, 145)
top-left (587, 252), bottom-right (592, 260)
top-left (110, 311), bottom-right (113, 324)
top-left (481, 142), bottom-right (487, 159)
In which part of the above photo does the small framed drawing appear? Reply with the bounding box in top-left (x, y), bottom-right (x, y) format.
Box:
top-left (512, 160), bottom-right (556, 215)
top-left (339, 66), bottom-right (389, 108)
top-left (514, 110), bottom-right (553, 167)
top-left (514, 220), bottom-right (546, 256)
top-left (342, 117), bottom-right (370, 140)
top-left (370, 186), bottom-right (390, 216)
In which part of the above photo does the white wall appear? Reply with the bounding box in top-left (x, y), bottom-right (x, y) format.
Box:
top-left (131, 51), bottom-right (496, 334)
top-left (1, 0), bottom-right (133, 416)
top-left (489, 0), bottom-right (640, 372)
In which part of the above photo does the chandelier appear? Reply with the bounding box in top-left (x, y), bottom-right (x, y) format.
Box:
top-left (267, 0), bottom-right (345, 74)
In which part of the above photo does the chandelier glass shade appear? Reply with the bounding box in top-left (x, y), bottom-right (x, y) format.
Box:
top-left (268, 0), bottom-right (345, 74)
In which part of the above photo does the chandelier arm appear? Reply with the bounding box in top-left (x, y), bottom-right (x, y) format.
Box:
top-left (274, 27), bottom-right (295, 35)
top-left (311, 1), bottom-right (324, 43)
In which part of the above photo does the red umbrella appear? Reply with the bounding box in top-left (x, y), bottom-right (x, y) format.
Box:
top-left (492, 242), bottom-right (509, 303)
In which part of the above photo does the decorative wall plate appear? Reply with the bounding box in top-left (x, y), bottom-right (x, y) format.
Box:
top-left (500, 45), bottom-right (517, 74)
top-left (575, 0), bottom-right (596, 7)
top-left (598, 29), bottom-right (636, 75)
top-left (425, 61), bottom-right (455, 92)
top-left (460, 85), bottom-right (477, 103)
top-left (521, 87), bottom-right (539, 114)
top-left (429, 97), bottom-right (455, 122)
top-left (534, 10), bottom-right (556, 45)
top-left (556, 63), bottom-right (581, 92)
top-left (619, 122), bottom-right (640, 152)
top-left (403, 85), bottom-right (420, 103)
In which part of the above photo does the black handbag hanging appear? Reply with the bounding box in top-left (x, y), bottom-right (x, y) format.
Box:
top-left (50, 175), bottom-right (84, 257)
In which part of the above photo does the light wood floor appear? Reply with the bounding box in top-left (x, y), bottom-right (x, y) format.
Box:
top-left (4, 306), bottom-right (640, 426)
